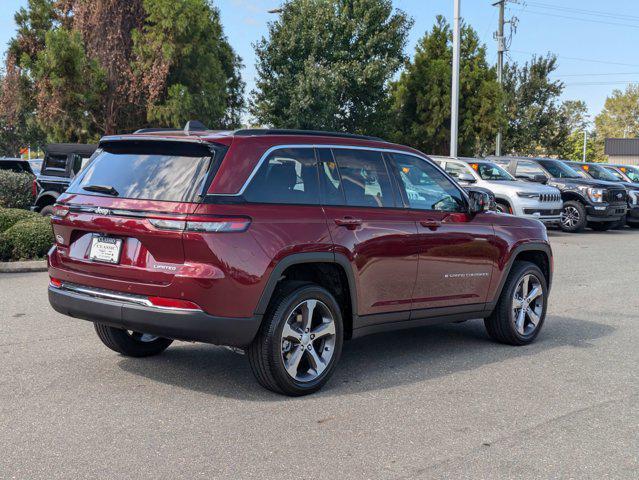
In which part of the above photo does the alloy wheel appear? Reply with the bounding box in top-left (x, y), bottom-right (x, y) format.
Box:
top-left (511, 274), bottom-right (544, 336)
top-left (561, 206), bottom-right (580, 229)
top-left (280, 299), bottom-right (336, 382)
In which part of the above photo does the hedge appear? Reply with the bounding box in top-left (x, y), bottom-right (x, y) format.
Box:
top-left (0, 215), bottom-right (54, 261)
top-left (0, 170), bottom-right (34, 209)
top-left (0, 208), bottom-right (39, 233)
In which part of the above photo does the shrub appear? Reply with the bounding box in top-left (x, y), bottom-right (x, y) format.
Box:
top-left (0, 208), bottom-right (39, 233)
top-left (0, 170), bottom-right (35, 209)
top-left (0, 216), bottom-right (54, 261)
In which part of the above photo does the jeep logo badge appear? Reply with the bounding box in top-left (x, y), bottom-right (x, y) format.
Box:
top-left (94, 207), bottom-right (110, 216)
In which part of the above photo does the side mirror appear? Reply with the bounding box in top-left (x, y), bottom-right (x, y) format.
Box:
top-left (531, 174), bottom-right (548, 184)
top-left (467, 188), bottom-right (495, 214)
top-left (457, 173), bottom-right (476, 183)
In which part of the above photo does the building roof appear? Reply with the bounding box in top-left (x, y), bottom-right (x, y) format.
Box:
top-left (605, 138), bottom-right (639, 156)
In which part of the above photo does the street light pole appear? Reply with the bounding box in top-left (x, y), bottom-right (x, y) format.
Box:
top-left (494, 0), bottom-right (505, 156)
top-left (582, 130), bottom-right (588, 162)
top-left (450, 0), bottom-right (461, 158)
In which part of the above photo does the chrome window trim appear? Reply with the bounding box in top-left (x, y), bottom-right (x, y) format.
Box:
top-left (206, 143), bottom-right (469, 202)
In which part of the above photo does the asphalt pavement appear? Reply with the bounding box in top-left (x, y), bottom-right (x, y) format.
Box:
top-left (1, 228), bottom-right (638, 479)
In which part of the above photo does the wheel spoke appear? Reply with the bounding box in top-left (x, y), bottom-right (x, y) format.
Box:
top-left (516, 307), bottom-right (526, 335)
top-left (301, 300), bottom-right (317, 332)
top-left (306, 345), bottom-right (327, 376)
top-left (527, 308), bottom-right (541, 326)
top-left (512, 297), bottom-right (523, 309)
top-left (285, 345), bottom-right (304, 378)
top-left (282, 322), bottom-right (302, 341)
top-left (521, 275), bottom-right (530, 298)
top-left (526, 286), bottom-right (542, 302)
top-left (311, 319), bottom-right (335, 340)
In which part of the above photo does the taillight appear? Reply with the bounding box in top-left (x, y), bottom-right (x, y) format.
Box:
top-left (32, 179), bottom-right (38, 198)
top-left (147, 296), bottom-right (202, 310)
top-left (49, 277), bottom-right (62, 288)
top-left (52, 204), bottom-right (70, 218)
top-left (148, 216), bottom-right (250, 233)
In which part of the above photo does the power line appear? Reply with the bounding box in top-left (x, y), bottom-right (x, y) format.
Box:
top-left (564, 81), bottom-right (639, 86)
top-left (508, 7), bottom-right (639, 29)
top-left (510, 49), bottom-right (639, 68)
top-left (523, 1), bottom-right (639, 22)
top-left (552, 72), bottom-right (639, 78)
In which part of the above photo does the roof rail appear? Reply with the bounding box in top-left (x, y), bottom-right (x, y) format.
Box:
top-left (233, 128), bottom-right (386, 142)
top-left (133, 127), bottom-right (181, 134)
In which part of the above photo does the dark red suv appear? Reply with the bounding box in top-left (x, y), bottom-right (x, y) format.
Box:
top-left (48, 127), bottom-right (552, 396)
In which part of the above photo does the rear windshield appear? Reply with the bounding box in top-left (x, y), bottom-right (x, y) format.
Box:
top-left (67, 142), bottom-right (217, 202)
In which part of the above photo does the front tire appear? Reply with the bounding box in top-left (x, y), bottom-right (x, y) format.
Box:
top-left (484, 261), bottom-right (548, 346)
top-left (94, 323), bottom-right (173, 357)
top-left (560, 200), bottom-right (587, 232)
top-left (248, 283), bottom-right (343, 396)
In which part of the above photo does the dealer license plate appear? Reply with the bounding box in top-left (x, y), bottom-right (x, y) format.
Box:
top-left (89, 236), bottom-right (122, 264)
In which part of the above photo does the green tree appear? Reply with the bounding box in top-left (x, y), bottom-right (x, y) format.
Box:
top-left (32, 28), bottom-right (106, 142)
top-left (502, 54), bottom-right (569, 156)
top-left (389, 16), bottom-right (503, 156)
top-left (594, 84), bottom-right (639, 139)
top-left (132, 0), bottom-right (244, 129)
top-left (251, 0), bottom-right (411, 136)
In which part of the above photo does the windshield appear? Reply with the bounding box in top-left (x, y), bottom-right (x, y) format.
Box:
top-left (603, 167), bottom-right (625, 181)
top-left (67, 145), bottom-right (214, 202)
top-left (619, 166), bottom-right (639, 182)
top-left (537, 160), bottom-right (582, 179)
top-left (578, 163), bottom-right (621, 182)
top-left (473, 162), bottom-right (515, 181)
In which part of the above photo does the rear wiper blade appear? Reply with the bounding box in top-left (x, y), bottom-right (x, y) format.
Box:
top-left (82, 184), bottom-right (119, 196)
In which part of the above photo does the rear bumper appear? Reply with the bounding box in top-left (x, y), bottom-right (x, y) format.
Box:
top-left (49, 285), bottom-right (261, 348)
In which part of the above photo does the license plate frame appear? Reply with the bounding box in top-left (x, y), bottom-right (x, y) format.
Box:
top-left (89, 235), bottom-right (123, 264)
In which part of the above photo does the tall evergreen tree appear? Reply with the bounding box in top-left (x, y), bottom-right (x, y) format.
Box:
top-left (251, 0), bottom-right (411, 136)
top-left (389, 16), bottom-right (503, 156)
top-left (501, 54), bottom-right (569, 156)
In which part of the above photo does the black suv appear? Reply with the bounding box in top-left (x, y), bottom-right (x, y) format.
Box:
top-left (33, 143), bottom-right (97, 215)
top-left (563, 160), bottom-right (639, 229)
top-left (490, 156), bottom-right (627, 232)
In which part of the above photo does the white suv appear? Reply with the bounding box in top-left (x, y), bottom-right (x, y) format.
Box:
top-left (434, 157), bottom-right (563, 225)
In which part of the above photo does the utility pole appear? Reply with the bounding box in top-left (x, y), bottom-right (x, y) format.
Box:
top-left (450, 0), bottom-right (461, 158)
top-left (494, 0), bottom-right (505, 156)
top-left (582, 130), bottom-right (588, 161)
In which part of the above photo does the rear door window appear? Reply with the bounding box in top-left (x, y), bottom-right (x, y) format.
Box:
top-left (243, 148), bottom-right (319, 205)
top-left (330, 148), bottom-right (395, 208)
top-left (515, 161), bottom-right (546, 179)
top-left (68, 143), bottom-right (216, 202)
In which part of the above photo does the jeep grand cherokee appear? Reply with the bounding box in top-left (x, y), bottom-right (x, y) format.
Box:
top-left (48, 127), bottom-right (553, 396)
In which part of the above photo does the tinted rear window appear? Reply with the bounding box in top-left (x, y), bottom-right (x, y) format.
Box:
top-left (67, 143), bottom-right (216, 202)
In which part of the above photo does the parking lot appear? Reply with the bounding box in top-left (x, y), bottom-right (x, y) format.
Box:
top-left (1, 228), bottom-right (638, 479)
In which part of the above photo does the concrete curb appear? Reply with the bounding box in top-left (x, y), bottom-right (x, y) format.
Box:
top-left (0, 260), bottom-right (47, 273)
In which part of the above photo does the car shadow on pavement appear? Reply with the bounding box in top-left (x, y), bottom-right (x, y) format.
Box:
top-left (116, 315), bottom-right (614, 401)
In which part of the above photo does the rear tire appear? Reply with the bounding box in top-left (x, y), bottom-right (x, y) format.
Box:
top-left (94, 323), bottom-right (173, 357)
top-left (248, 283), bottom-right (343, 396)
top-left (560, 200), bottom-right (587, 232)
top-left (484, 261), bottom-right (548, 346)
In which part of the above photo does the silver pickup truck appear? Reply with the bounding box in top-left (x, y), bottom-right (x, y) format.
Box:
top-left (433, 156), bottom-right (563, 225)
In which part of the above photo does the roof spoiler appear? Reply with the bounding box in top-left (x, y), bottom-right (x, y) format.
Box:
top-left (134, 120), bottom-right (210, 135)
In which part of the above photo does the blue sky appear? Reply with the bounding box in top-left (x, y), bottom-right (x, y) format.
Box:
top-left (2, 0), bottom-right (638, 121)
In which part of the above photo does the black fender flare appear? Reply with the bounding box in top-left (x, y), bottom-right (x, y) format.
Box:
top-left (489, 241), bottom-right (553, 308)
top-left (254, 252), bottom-right (358, 316)
top-left (35, 191), bottom-right (60, 208)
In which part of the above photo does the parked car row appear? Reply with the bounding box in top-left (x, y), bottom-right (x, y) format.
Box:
top-left (430, 155), bottom-right (636, 233)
